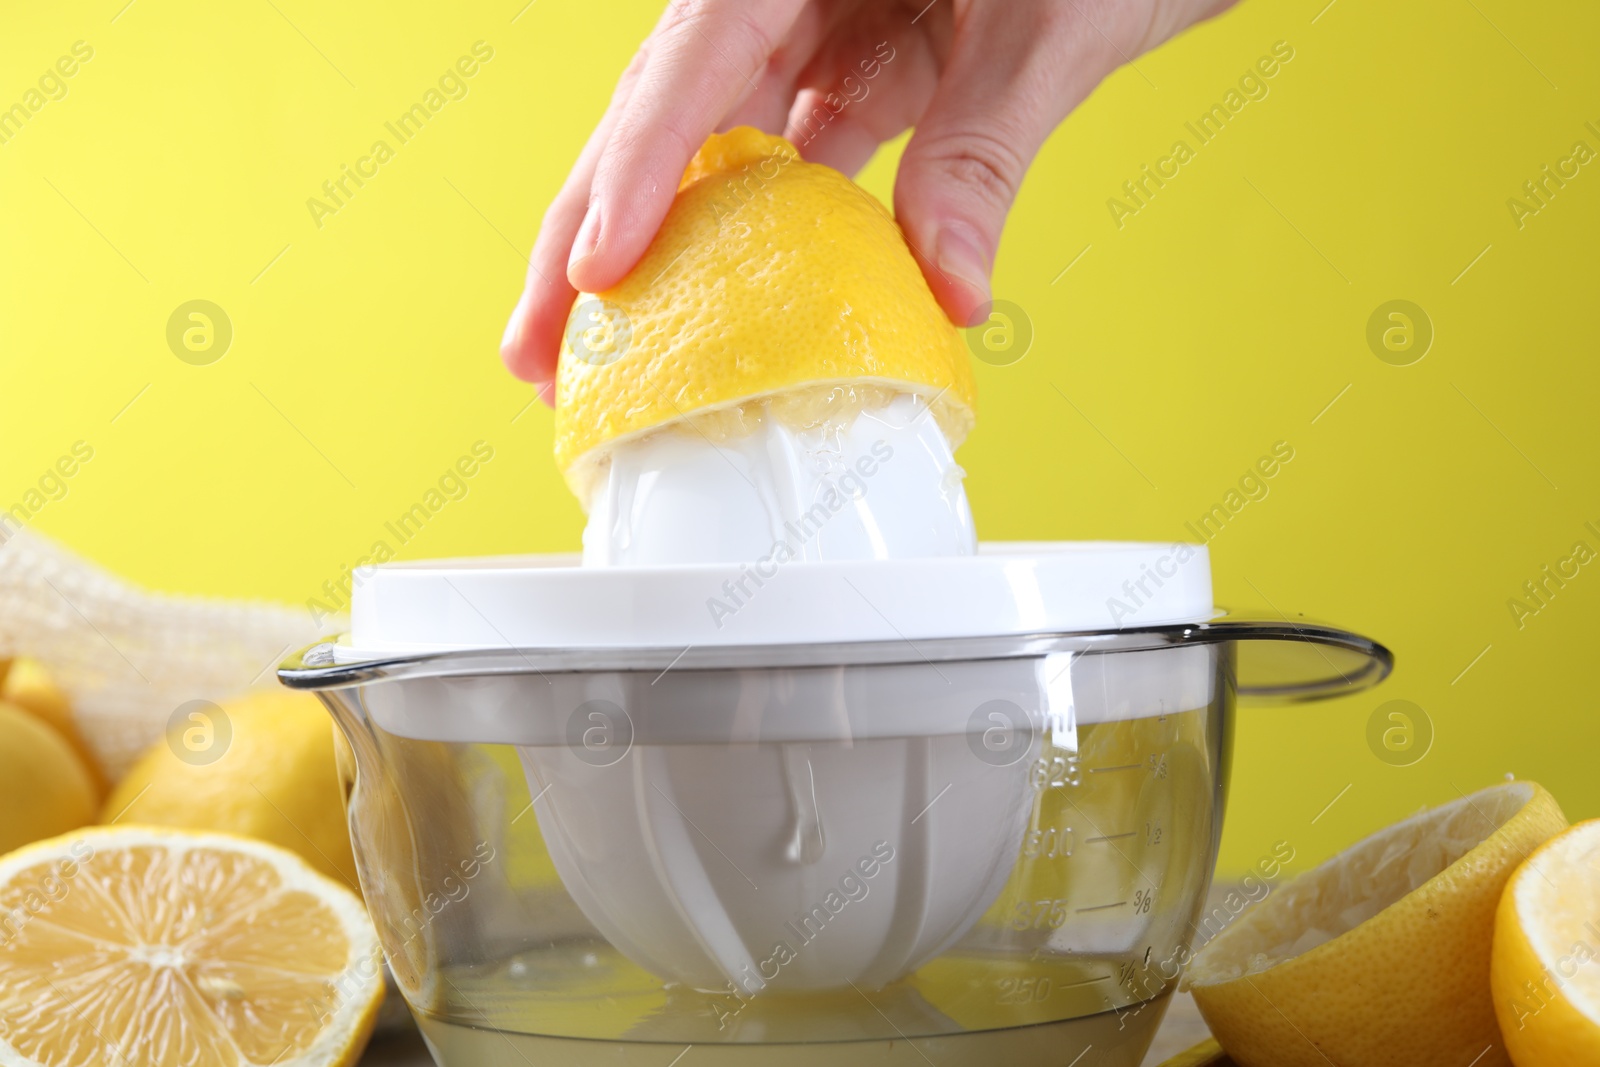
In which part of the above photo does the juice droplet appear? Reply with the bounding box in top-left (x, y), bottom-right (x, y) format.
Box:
top-left (781, 744), bottom-right (825, 865)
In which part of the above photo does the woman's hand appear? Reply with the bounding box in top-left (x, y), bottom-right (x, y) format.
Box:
top-left (501, 0), bottom-right (1234, 394)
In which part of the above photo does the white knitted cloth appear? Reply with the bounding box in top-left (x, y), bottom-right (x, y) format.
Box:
top-left (0, 529), bottom-right (338, 780)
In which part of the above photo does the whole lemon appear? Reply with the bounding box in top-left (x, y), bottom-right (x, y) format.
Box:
top-left (103, 688), bottom-right (358, 892)
top-left (3, 656), bottom-right (110, 797)
top-left (0, 700), bottom-right (97, 854)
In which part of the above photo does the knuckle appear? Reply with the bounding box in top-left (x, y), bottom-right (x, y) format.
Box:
top-left (540, 191), bottom-right (583, 232)
top-left (658, 0), bottom-right (776, 79)
top-left (620, 43), bottom-right (651, 84)
top-left (1033, 1), bottom-right (1087, 40)
top-left (601, 113), bottom-right (696, 189)
top-left (656, 3), bottom-right (706, 48)
top-left (1053, 0), bottom-right (1154, 56)
top-left (630, 110), bottom-right (698, 161)
top-left (921, 130), bottom-right (1027, 210)
top-left (658, 0), bottom-right (708, 25)
top-left (722, 9), bottom-right (780, 71)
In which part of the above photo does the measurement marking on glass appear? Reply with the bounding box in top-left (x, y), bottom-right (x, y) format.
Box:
top-left (1088, 763), bottom-right (1142, 774)
top-left (1066, 797), bottom-right (1162, 902)
top-left (1076, 900), bottom-right (1127, 914)
top-left (1088, 831), bottom-right (1136, 843)
top-left (1056, 975), bottom-right (1111, 990)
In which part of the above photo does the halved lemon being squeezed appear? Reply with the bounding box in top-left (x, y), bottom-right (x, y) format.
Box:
top-left (0, 826), bottom-right (382, 1067)
top-left (554, 126), bottom-right (977, 502)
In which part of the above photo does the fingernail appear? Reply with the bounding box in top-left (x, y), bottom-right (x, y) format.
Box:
top-left (935, 222), bottom-right (992, 321)
top-left (568, 204), bottom-right (601, 275)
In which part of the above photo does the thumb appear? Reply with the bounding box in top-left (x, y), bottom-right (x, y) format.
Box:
top-left (894, 8), bottom-right (1120, 326)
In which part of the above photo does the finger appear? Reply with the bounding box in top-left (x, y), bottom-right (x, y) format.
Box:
top-left (782, 16), bottom-right (943, 174)
top-left (500, 43), bottom-right (653, 389)
top-left (719, 1), bottom-right (836, 133)
top-left (568, 0), bottom-right (809, 293)
top-left (894, 6), bottom-right (1122, 326)
top-left (786, 88), bottom-right (884, 174)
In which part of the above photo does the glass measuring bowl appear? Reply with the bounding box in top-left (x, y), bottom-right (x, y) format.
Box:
top-left (281, 617), bottom-right (1388, 1067)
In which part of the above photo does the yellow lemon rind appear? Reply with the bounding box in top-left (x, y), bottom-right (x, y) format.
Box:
top-left (0, 702), bottom-right (97, 856)
top-left (1186, 781), bottom-right (1566, 1067)
top-left (1491, 818), bottom-right (1600, 1066)
top-left (100, 689), bottom-right (359, 894)
top-left (552, 127), bottom-right (977, 494)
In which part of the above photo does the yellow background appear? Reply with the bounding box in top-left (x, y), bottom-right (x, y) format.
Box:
top-left (2, 0), bottom-right (1595, 876)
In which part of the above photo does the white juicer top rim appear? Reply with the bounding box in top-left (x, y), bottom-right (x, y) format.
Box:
top-left (344, 541), bottom-right (1212, 656)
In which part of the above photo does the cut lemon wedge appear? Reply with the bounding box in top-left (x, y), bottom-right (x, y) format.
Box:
top-left (1186, 781), bottom-right (1567, 1067)
top-left (0, 826), bottom-right (382, 1067)
top-left (1492, 818), bottom-right (1600, 1066)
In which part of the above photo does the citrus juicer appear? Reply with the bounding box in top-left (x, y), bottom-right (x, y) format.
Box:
top-left (282, 540), bottom-right (1390, 1063)
top-left (280, 124), bottom-right (1392, 1065)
